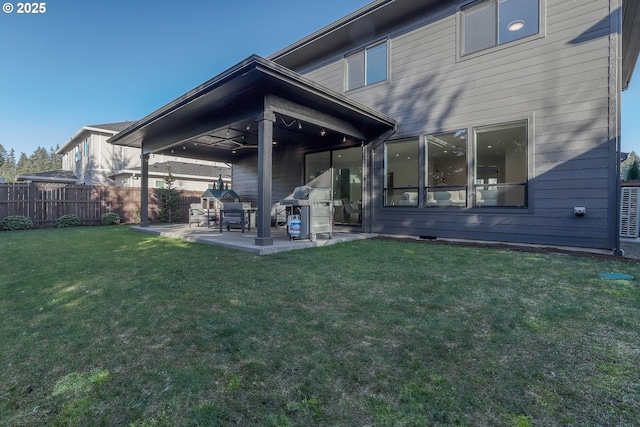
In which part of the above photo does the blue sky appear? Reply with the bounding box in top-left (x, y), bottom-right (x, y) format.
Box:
top-left (0, 0), bottom-right (638, 156)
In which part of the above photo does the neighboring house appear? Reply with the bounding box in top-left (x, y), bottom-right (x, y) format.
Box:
top-left (57, 122), bottom-right (230, 190)
top-left (16, 170), bottom-right (78, 185)
top-left (110, 160), bottom-right (231, 192)
top-left (110, 0), bottom-right (639, 251)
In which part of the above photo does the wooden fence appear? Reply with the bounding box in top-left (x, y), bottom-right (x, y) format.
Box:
top-left (0, 183), bottom-right (202, 228)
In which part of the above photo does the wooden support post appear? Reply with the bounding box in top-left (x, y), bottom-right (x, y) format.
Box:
top-left (140, 153), bottom-right (149, 227)
top-left (255, 108), bottom-right (275, 246)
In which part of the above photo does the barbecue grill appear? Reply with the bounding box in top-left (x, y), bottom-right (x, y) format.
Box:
top-left (280, 186), bottom-right (333, 242)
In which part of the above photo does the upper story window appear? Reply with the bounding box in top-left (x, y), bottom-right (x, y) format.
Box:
top-left (461, 0), bottom-right (539, 56)
top-left (84, 139), bottom-right (90, 156)
top-left (345, 40), bottom-right (388, 91)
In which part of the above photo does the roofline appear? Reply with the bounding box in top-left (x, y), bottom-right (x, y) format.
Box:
top-left (109, 169), bottom-right (221, 181)
top-left (56, 125), bottom-right (122, 155)
top-left (268, 0), bottom-right (393, 63)
top-left (109, 55), bottom-right (396, 148)
top-left (109, 54), bottom-right (264, 146)
top-left (16, 175), bottom-right (77, 183)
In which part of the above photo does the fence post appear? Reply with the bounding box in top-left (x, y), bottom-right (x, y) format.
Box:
top-left (29, 181), bottom-right (36, 225)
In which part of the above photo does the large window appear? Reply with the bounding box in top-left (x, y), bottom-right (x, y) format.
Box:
top-left (474, 121), bottom-right (528, 207)
top-left (426, 130), bottom-right (468, 207)
top-left (384, 139), bottom-right (419, 206)
top-left (462, 0), bottom-right (539, 56)
top-left (345, 40), bottom-right (388, 91)
top-left (420, 120), bottom-right (529, 209)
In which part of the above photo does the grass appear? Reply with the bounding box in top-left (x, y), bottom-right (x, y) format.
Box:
top-left (0, 226), bottom-right (639, 426)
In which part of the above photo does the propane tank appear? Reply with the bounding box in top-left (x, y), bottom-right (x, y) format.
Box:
top-left (288, 214), bottom-right (301, 239)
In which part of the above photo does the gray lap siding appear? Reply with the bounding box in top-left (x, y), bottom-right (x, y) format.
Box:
top-left (295, 0), bottom-right (617, 249)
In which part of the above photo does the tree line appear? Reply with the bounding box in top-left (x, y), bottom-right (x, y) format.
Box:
top-left (0, 144), bottom-right (62, 183)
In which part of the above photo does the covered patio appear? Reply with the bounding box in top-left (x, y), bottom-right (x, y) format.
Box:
top-left (130, 223), bottom-right (378, 255)
top-left (110, 55), bottom-right (396, 248)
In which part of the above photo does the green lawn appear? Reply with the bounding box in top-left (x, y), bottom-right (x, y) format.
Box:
top-left (1, 226), bottom-right (639, 426)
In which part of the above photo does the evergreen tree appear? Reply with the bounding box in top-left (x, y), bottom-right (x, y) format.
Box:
top-left (0, 143), bottom-right (6, 169)
top-left (30, 147), bottom-right (51, 172)
top-left (48, 145), bottom-right (62, 170)
top-left (16, 152), bottom-right (32, 176)
top-left (621, 151), bottom-right (640, 181)
top-left (0, 149), bottom-right (17, 182)
top-left (158, 173), bottom-right (181, 223)
top-left (628, 159), bottom-right (640, 181)
top-left (0, 145), bottom-right (62, 182)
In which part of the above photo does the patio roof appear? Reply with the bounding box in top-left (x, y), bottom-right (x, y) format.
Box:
top-left (108, 55), bottom-right (396, 163)
top-left (108, 55), bottom-right (396, 247)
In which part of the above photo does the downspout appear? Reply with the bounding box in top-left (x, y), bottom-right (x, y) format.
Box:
top-left (612, 0), bottom-right (623, 255)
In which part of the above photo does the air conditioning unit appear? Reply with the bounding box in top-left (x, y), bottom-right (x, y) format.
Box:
top-left (620, 187), bottom-right (639, 238)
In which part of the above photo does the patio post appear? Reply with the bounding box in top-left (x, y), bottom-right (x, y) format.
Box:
top-left (255, 109), bottom-right (275, 246)
top-left (140, 153), bottom-right (149, 227)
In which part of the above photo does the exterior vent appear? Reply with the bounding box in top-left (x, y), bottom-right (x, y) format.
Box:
top-left (620, 187), bottom-right (640, 237)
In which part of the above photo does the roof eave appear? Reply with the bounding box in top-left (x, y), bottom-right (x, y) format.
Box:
top-left (268, 0), bottom-right (393, 63)
top-left (622, 0), bottom-right (640, 91)
top-left (109, 55), bottom-right (396, 149)
top-left (109, 55), bottom-right (266, 148)
top-left (57, 125), bottom-right (122, 154)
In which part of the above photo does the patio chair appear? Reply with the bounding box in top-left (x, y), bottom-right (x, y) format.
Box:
top-left (189, 203), bottom-right (210, 227)
top-left (219, 202), bottom-right (249, 232)
top-left (341, 198), bottom-right (361, 224)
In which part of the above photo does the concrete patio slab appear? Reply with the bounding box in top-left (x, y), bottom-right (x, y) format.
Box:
top-left (130, 224), bottom-right (377, 255)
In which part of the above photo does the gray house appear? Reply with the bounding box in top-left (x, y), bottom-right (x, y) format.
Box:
top-left (110, 0), bottom-right (639, 251)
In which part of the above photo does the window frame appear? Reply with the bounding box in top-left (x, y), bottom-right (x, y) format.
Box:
top-left (457, 0), bottom-right (545, 60)
top-left (425, 129), bottom-right (469, 208)
top-left (344, 39), bottom-right (389, 92)
top-left (389, 116), bottom-right (533, 212)
top-left (472, 119), bottom-right (530, 208)
top-left (383, 138), bottom-right (420, 207)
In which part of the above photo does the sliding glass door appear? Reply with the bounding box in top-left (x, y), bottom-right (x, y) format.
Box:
top-left (305, 146), bottom-right (362, 225)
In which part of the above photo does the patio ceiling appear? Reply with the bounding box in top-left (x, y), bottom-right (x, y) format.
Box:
top-left (109, 55), bottom-right (396, 163)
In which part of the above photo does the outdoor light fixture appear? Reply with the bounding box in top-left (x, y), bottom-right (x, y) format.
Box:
top-left (508, 20), bottom-right (525, 32)
top-left (320, 129), bottom-right (326, 136)
top-left (246, 124), bottom-right (251, 131)
top-left (183, 145), bottom-right (186, 150)
top-left (343, 136), bottom-right (347, 142)
top-left (298, 122), bottom-right (303, 130)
